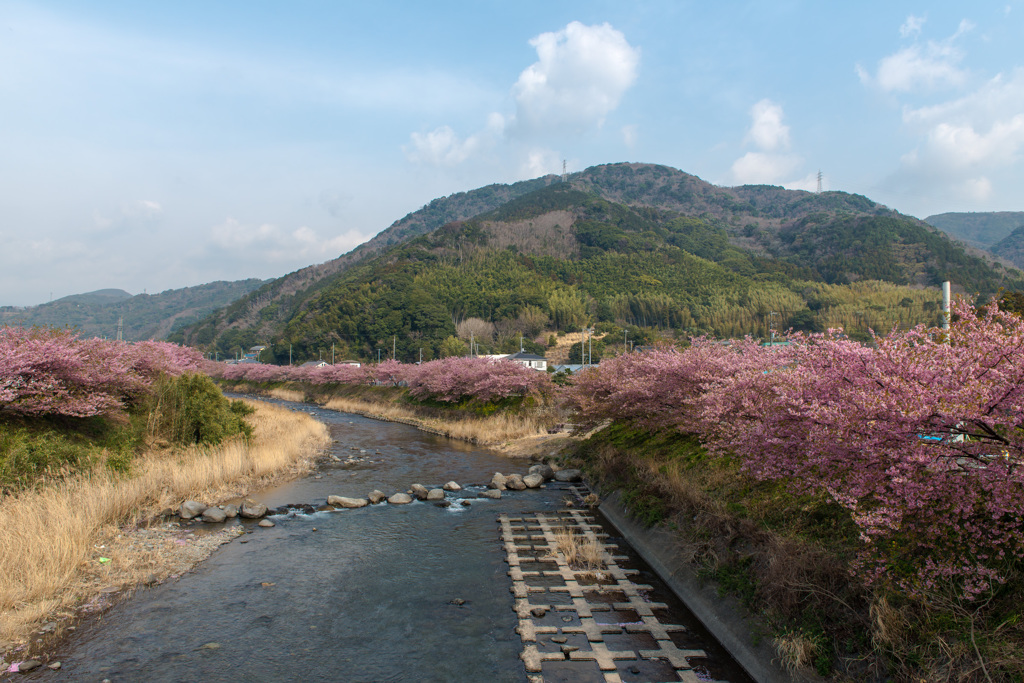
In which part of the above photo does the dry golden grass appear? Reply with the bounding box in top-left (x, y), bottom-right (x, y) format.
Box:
top-left (266, 387), bottom-right (306, 402)
top-left (321, 395), bottom-right (551, 445)
top-left (0, 401), bottom-right (328, 650)
top-left (549, 527), bottom-right (604, 570)
top-left (774, 631), bottom-right (818, 673)
top-left (428, 412), bottom-right (550, 444)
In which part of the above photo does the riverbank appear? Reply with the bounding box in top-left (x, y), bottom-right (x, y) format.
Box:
top-left (220, 380), bottom-right (571, 459)
top-left (568, 424), bottom-right (1024, 683)
top-left (0, 400), bottom-right (329, 666)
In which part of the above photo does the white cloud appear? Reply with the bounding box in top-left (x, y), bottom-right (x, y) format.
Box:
top-left (962, 176), bottom-right (993, 201)
top-left (745, 99), bottom-right (790, 151)
top-left (857, 21), bottom-right (971, 92)
top-left (731, 152), bottom-right (800, 185)
top-left (892, 69), bottom-right (1024, 198)
top-left (404, 21), bottom-right (638, 170)
top-left (208, 217), bottom-right (368, 263)
top-left (783, 171), bottom-right (823, 193)
top-left (510, 21), bottom-right (640, 137)
top-left (900, 15), bottom-right (926, 38)
top-left (521, 149), bottom-right (562, 178)
top-left (89, 199), bottom-right (163, 234)
top-left (901, 70), bottom-right (1024, 171)
top-left (621, 124), bottom-right (637, 148)
top-left (730, 99), bottom-right (801, 185)
top-left (404, 113), bottom-right (505, 166)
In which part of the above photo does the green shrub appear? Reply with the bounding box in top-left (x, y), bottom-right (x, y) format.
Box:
top-left (148, 373), bottom-right (254, 446)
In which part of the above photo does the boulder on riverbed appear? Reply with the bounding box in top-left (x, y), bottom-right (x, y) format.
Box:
top-left (442, 481), bottom-right (462, 492)
top-left (222, 504), bottom-right (239, 518)
top-left (201, 507), bottom-right (227, 523)
top-left (529, 464), bottom-right (555, 481)
top-left (426, 489), bottom-right (445, 501)
top-left (505, 473), bottom-right (527, 491)
top-left (388, 493), bottom-right (413, 505)
top-left (368, 490), bottom-right (387, 504)
top-left (240, 501), bottom-right (269, 518)
top-left (523, 473), bottom-right (544, 489)
top-left (410, 484), bottom-right (430, 500)
top-left (489, 473), bottom-right (507, 490)
top-left (480, 489), bottom-right (502, 499)
top-left (179, 500), bottom-right (206, 519)
top-left (328, 495), bottom-right (368, 508)
top-left (258, 519), bottom-right (275, 528)
top-left (553, 469), bottom-right (582, 483)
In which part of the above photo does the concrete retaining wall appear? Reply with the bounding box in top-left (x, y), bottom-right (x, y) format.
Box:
top-left (599, 490), bottom-right (822, 683)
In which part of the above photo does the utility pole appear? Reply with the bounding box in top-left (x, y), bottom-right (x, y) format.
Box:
top-left (332, 343), bottom-right (335, 364)
top-left (470, 331), bottom-right (474, 358)
top-left (942, 281), bottom-right (951, 330)
top-left (769, 311), bottom-right (778, 345)
top-left (392, 335), bottom-right (396, 360)
top-left (816, 170), bottom-right (823, 194)
top-left (289, 344), bottom-right (292, 365)
top-left (588, 328), bottom-right (592, 365)
top-left (520, 334), bottom-right (524, 353)
top-left (116, 316), bottom-right (123, 342)
top-left (419, 348), bottom-right (423, 364)
top-left (581, 327), bottom-right (586, 366)
top-left (624, 329), bottom-right (628, 355)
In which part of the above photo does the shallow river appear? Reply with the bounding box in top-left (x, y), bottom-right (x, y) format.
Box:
top-left (30, 399), bottom-right (752, 682)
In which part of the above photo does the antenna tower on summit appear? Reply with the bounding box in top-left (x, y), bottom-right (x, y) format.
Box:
top-left (816, 170), bottom-right (823, 193)
top-left (562, 160), bottom-right (567, 183)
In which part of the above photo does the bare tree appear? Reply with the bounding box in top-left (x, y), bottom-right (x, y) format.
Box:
top-left (456, 317), bottom-right (494, 342)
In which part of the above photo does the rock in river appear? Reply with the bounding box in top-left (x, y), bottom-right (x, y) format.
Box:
top-left (368, 490), bottom-right (387, 504)
top-left (388, 493), bottom-right (413, 505)
top-left (553, 469), bottom-right (582, 483)
top-left (258, 519), bottom-right (275, 528)
top-left (442, 481), bottom-right (462, 492)
top-left (489, 473), bottom-right (507, 490)
top-left (179, 500), bottom-right (207, 519)
top-left (410, 484), bottom-right (430, 500)
top-left (328, 495), bottom-right (368, 508)
top-left (240, 501), bottom-right (269, 519)
top-left (426, 488), bottom-right (445, 501)
top-left (480, 489), bottom-right (502, 500)
top-left (523, 473), bottom-right (544, 489)
top-left (201, 507), bottom-right (227, 523)
top-left (529, 464), bottom-right (555, 480)
top-left (505, 473), bottom-right (527, 491)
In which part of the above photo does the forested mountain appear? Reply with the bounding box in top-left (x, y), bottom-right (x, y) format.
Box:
top-left (182, 175), bottom-right (561, 346)
top-left (175, 164), bottom-right (1022, 364)
top-left (925, 211), bottom-right (1024, 250)
top-left (0, 279), bottom-right (268, 341)
top-left (991, 225), bottom-right (1024, 270)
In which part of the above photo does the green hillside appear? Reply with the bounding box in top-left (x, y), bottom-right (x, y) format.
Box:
top-left (183, 175), bottom-right (561, 346)
top-left (0, 279), bottom-right (268, 341)
top-left (991, 225), bottom-right (1024, 269)
top-left (925, 211), bottom-right (1024, 249)
top-left (174, 172), bottom-right (1022, 364)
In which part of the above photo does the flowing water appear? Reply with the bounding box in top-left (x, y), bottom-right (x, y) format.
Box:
top-left (28, 399), bottom-right (752, 682)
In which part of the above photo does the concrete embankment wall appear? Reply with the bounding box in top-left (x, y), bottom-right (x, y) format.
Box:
top-left (600, 490), bottom-right (821, 683)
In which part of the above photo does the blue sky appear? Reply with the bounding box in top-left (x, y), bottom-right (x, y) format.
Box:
top-left (2, 1), bottom-right (1023, 306)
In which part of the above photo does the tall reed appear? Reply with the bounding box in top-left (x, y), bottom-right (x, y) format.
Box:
top-left (0, 401), bottom-right (328, 646)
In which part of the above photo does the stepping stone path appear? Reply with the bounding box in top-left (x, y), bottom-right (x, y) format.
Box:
top-left (500, 485), bottom-right (728, 683)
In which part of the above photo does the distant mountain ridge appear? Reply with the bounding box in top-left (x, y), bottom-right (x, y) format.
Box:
top-left (925, 211), bottom-right (1024, 249)
top-left (0, 279), bottom-right (269, 341)
top-left (925, 211), bottom-right (1024, 269)
top-left (173, 163), bottom-right (1022, 363)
